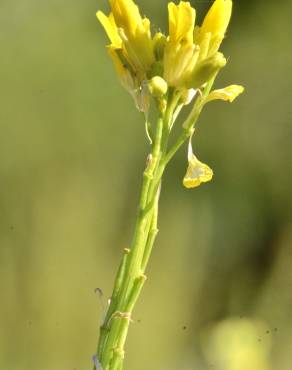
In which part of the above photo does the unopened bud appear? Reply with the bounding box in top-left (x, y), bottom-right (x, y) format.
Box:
top-left (153, 32), bottom-right (167, 61)
top-left (148, 76), bottom-right (168, 98)
top-left (186, 52), bottom-right (227, 89)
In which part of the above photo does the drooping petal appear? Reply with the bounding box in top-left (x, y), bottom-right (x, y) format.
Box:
top-left (183, 139), bottom-right (213, 188)
top-left (206, 84), bottom-right (245, 103)
top-left (183, 153), bottom-right (213, 188)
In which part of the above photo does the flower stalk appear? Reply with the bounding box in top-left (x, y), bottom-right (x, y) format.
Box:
top-left (94, 1), bottom-right (244, 369)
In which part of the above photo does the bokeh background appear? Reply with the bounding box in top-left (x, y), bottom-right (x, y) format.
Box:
top-left (1, 0), bottom-right (292, 369)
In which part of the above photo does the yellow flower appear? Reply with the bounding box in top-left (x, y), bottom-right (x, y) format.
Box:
top-left (163, 0), bottom-right (232, 89)
top-left (163, 2), bottom-right (197, 87)
top-left (97, 0), bottom-right (154, 76)
top-left (97, 0), bottom-right (238, 102)
top-left (97, 0), bottom-right (156, 113)
top-left (206, 85), bottom-right (245, 103)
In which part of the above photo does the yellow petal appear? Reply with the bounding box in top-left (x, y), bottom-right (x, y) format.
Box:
top-left (96, 11), bottom-right (122, 48)
top-left (168, 1), bottom-right (196, 44)
top-left (107, 46), bottom-right (130, 81)
top-left (183, 153), bottom-right (213, 188)
top-left (109, 0), bottom-right (142, 36)
top-left (197, 31), bottom-right (211, 62)
top-left (201, 0), bottom-right (232, 37)
top-left (206, 84), bottom-right (245, 103)
top-left (102, 0), bottom-right (155, 75)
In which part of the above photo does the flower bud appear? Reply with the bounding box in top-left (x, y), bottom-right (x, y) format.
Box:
top-left (186, 52), bottom-right (226, 89)
top-left (153, 32), bottom-right (167, 60)
top-left (148, 76), bottom-right (168, 98)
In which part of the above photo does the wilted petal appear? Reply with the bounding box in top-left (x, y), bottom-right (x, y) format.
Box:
top-left (206, 84), bottom-right (244, 103)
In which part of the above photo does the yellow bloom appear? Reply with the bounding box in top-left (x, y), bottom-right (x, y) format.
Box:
top-left (164, 2), bottom-right (197, 87)
top-left (97, 0), bottom-right (154, 76)
top-left (206, 84), bottom-right (245, 103)
top-left (163, 0), bottom-right (232, 89)
top-left (97, 0), bottom-right (156, 113)
top-left (97, 0), bottom-right (238, 103)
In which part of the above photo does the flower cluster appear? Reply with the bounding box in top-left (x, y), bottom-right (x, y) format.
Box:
top-left (97, 0), bottom-right (237, 109)
top-left (97, 0), bottom-right (244, 188)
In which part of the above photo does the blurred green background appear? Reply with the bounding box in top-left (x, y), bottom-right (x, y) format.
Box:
top-left (1, 0), bottom-right (292, 369)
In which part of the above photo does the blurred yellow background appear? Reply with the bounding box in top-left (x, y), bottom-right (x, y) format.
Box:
top-left (1, 0), bottom-right (292, 369)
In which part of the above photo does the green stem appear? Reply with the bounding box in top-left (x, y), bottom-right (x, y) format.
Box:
top-left (97, 114), bottom-right (166, 369)
top-left (95, 80), bottom-right (215, 369)
top-left (141, 194), bottom-right (159, 272)
top-left (97, 249), bottom-right (130, 358)
top-left (163, 77), bottom-right (217, 167)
